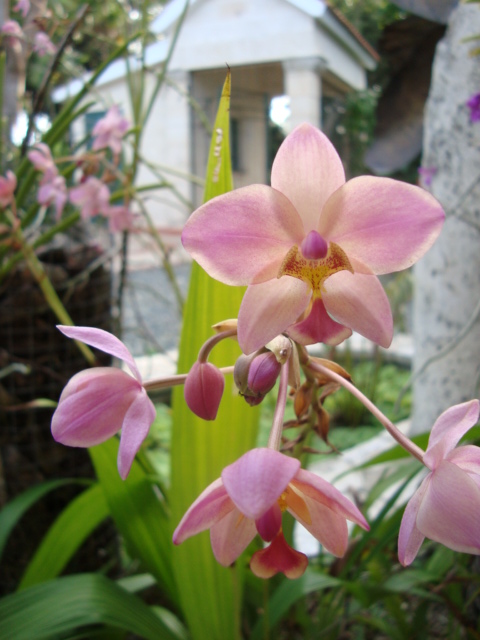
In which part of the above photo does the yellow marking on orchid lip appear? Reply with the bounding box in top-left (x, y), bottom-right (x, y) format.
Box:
top-left (278, 491), bottom-right (288, 512)
top-left (278, 242), bottom-right (353, 294)
top-left (284, 484), bottom-right (312, 525)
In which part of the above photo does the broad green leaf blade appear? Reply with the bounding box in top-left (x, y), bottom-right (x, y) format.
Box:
top-left (0, 574), bottom-right (187, 640)
top-left (250, 571), bottom-right (341, 640)
top-left (89, 438), bottom-right (178, 606)
top-left (18, 483), bottom-right (109, 590)
top-left (170, 71), bottom-right (260, 640)
top-left (0, 479), bottom-right (88, 562)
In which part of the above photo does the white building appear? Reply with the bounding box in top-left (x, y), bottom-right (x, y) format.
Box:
top-left (54, 0), bottom-right (377, 264)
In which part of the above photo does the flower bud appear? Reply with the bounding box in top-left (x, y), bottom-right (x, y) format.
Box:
top-left (184, 361), bottom-right (224, 421)
top-left (233, 352), bottom-right (256, 395)
top-left (247, 352), bottom-right (281, 396)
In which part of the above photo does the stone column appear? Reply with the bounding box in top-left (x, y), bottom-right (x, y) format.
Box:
top-left (411, 4), bottom-right (480, 433)
top-left (282, 57), bottom-right (324, 132)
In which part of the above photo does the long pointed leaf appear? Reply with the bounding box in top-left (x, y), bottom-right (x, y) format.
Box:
top-left (89, 438), bottom-right (178, 606)
top-left (170, 71), bottom-right (260, 640)
top-left (0, 574), bottom-right (187, 640)
top-left (18, 483), bottom-right (109, 590)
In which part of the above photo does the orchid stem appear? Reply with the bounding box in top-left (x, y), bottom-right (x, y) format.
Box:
top-left (307, 358), bottom-right (425, 464)
top-left (197, 329), bottom-right (237, 363)
top-left (267, 361), bottom-right (290, 451)
top-left (143, 365), bottom-right (234, 392)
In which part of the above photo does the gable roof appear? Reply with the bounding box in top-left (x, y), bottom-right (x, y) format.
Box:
top-left (53, 0), bottom-right (377, 102)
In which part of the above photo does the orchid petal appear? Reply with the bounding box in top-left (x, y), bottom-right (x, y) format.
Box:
top-left (417, 461), bottom-right (480, 555)
top-left (398, 479), bottom-right (428, 566)
top-left (291, 469), bottom-right (369, 530)
top-left (271, 123), bottom-right (345, 234)
top-left (446, 445), bottom-right (480, 476)
top-left (255, 502), bottom-right (283, 542)
top-left (51, 368), bottom-right (141, 447)
top-left (250, 530), bottom-right (308, 579)
top-left (289, 496), bottom-right (348, 556)
top-left (424, 400), bottom-right (480, 469)
top-left (287, 297), bottom-right (352, 346)
top-left (322, 271), bottom-right (393, 348)
top-left (318, 176), bottom-right (445, 274)
top-left (117, 388), bottom-right (156, 479)
top-left (210, 508), bottom-right (257, 566)
top-left (222, 448), bottom-right (300, 520)
top-left (172, 479), bottom-right (233, 545)
top-left (237, 277), bottom-right (310, 354)
top-left (181, 185), bottom-right (304, 285)
top-left (57, 325), bottom-right (142, 381)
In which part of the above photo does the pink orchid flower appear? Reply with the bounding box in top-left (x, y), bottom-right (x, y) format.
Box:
top-left (102, 204), bottom-right (134, 233)
top-left (92, 105), bottom-right (130, 155)
top-left (33, 32), bottom-right (56, 57)
top-left (399, 400), bottom-right (480, 566)
top-left (173, 447), bottom-right (369, 579)
top-left (38, 174), bottom-right (68, 219)
top-left (51, 326), bottom-right (156, 480)
top-left (13, 0), bottom-right (30, 18)
top-left (0, 171), bottom-right (17, 208)
top-left (1, 20), bottom-right (23, 42)
top-left (69, 177), bottom-right (110, 220)
top-left (28, 143), bottom-right (58, 182)
top-left (182, 123), bottom-right (444, 354)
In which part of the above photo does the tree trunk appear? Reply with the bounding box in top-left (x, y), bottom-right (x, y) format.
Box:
top-left (411, 4), bottom-right (480, 433)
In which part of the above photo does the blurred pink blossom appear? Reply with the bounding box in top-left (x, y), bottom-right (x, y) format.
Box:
top-left (102, 204), bottom-right (135, 233)
top-left (399, 400), bottom-right (480, 566)
top-left (69, 177), bottom-right (110, 220)
top-left (33, 32), bottom-right (56, 57)
top-left (92, 105), bottom-right (130, 155)
top-left (38, 174), bottom-right (68, 219)
top-left (13, 0), bottom-right (30, 17)
top-left (1, 20), bottom-right (23, 44)
top-left (0, 171), bottom-right (17, 208)
top-left (51, 326), bottom-right (156, 480)
top-left (28, 143), bottom-right (57, 182)
top-left (418, 166), bottom-right (437, 188)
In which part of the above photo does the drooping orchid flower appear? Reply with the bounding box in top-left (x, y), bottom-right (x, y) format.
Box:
top-left (69, 177), bottom-right (110, 220)
top-left (92, 105), bottom-right (130, 155)
top-left (399, 400), bottom-right (480, 566)
top-left (13, 0), bottom-right (30, 18)
top-left (38, 174), bottom-right (68, 219)
top-left (173, 447), bottom-right (369, 578)
top-left (51, 326), bottom-right (156, 480)
top-left (33, 32), bottom-right (56, 57)
top-left (182, 123), bottom-right (444, 354)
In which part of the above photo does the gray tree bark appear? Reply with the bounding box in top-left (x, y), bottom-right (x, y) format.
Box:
top-left (411, 3), bottom-right (480, 433)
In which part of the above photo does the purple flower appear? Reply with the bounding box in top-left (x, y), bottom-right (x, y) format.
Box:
top-left (467, 93), bottom-right (480, 123)
top-left (418, 166), bottom-right (437, 188)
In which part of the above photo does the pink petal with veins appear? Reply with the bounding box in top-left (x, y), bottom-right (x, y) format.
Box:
top-left (318, 176), bottom-right (445, 275)
top-left (271, 123), bottom-right (345, 234)
top-left (238, 277), bottom-right (310, 354)
top-left (210, 508), bottom-right (257, 566)
top-left (398, 478), bottom-right (428, 566)
top-left (322, 271), bottom-right (393, 348)
top-left (182, 185), bottom-right (304, 286)
top-left (117, 388), bottom-right (156, 479)
top-left (416, 461), bottom-right (480, 555)
top-left (222, 448), bottom-right (300, 520)
top-left (57, 325), bottom-right (142, 381)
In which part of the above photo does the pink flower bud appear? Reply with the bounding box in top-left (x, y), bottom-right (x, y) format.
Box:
top-left (184, 361), bottom-right (224, 421)
top-left (247, 352), bottom-right (281, 396)
top-left (0, 171), bottom-right (17, 208)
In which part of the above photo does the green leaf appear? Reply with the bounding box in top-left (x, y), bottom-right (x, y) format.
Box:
top-left (18, 483), bottom-right (109, 590)
top-left (250, 570), bottom-right (341, 640)
top-left (0, 479), bottom-right (88, 563)
top-left (89, 438), bottom-right (178, 606)
top-left (170, 71), bottom-right (260, 640)
top-left (0, 574), bottom-right (187, 640)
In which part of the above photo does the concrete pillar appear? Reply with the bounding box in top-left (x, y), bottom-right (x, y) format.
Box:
top-left (282, 57), bottom-right (324, 132)
top-left (411, 4), bottom-right (480, 433)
